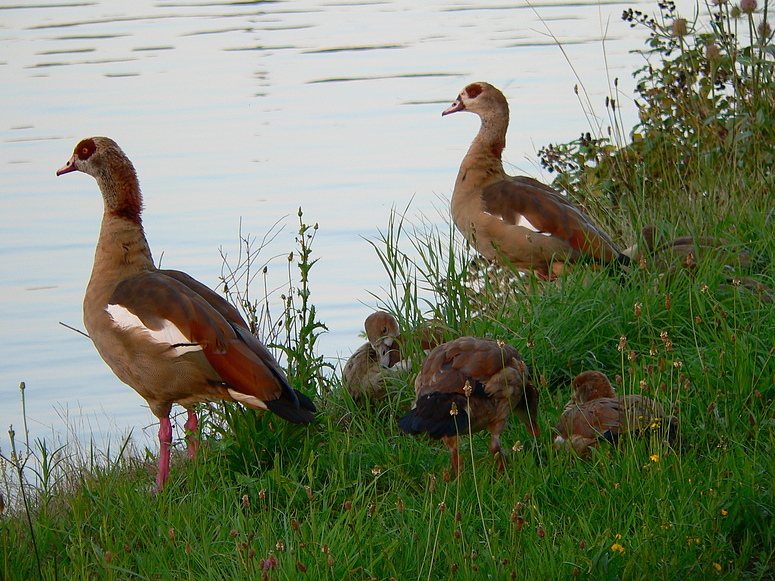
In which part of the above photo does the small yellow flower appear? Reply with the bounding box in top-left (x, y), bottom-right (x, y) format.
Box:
top-left (721, 508), bottom-right (728, 516)
top-left (611, 541), bottom-right (625, 554)
top-left (650, 454), bottom-right (659, 463)
top-left (713, 563), bottom-right (722, 572)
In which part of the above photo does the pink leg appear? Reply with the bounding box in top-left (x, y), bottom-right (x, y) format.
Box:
top-left (443, 435), bottom-right (462, 477)
top-left (157, 417), bottom-right (172, 491)
top-left (184, 409), bottom-right (199, 460)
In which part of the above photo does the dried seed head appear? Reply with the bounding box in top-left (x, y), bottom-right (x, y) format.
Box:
top-left (259, 489), bottom-right (267, 502)
top-left (168, 528), bottom-right (176, 542)
top-left (305, 486), bottom-right (313, 500)
top-left (439, 501), bottom-right (447, 512)
top-left (297, 561), bottom-right (307, 573)
top-left (741, 0), bottom-right (757, 13)
top-left (463, 380), bottom-right (473, 398)
top-left (443, 468), bottom-right (451, 483)
top-left (618, 335), bottom-right (627, 352)
top-left (276, 540), bottom-right (285, 552)
top-left (450, 402), bottom-right (458, 416)
top-left (291, 518), bottom-right (299, 532)
top-left (344, 500), bottom-right (352, 511)
top-left (429, 474), bottom-right (436, 493)
top-left (634, 302), bottom-right (642, 317)
top-left (104, 551), bottom-right (113, 565)
top-left (242, 494), bottom-right (250, 510)
top-left (327, 554), bottom-right (334, 567)
top-left (537, 525), bottom-right (546, 538)
top-left (230, 528), bottom-right (238, 539)
top-left (372, 465), bottom-right (381, 478)
top-left (671, 18), bottom-right (688, 37)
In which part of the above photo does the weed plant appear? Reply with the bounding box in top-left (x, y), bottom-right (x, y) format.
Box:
top-left (2, 1), bottom-right (775, 578)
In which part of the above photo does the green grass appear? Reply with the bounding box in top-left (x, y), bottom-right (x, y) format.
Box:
top-left (3, 1), bottom-right (775, 578)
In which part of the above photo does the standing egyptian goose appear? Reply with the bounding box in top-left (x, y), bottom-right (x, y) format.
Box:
top-left (57, 137), bottom-right (316, 490)
top-left (343, 311), bottom-right (445, 402)
top-left (553, 371), bottom-right (678, 458)
top-left (398, 336), bottom-right (539, 476)
top-left (443, 82), bottom-right (629, 278)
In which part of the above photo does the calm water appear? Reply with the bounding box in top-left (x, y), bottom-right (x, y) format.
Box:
top-left (0, 0), bottom-right (698, 452)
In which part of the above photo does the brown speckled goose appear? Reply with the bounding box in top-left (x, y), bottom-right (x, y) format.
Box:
top-left (443, 82), bottom-right (629, 279)
top-left (553, 371), bottom-right (678, 458)
top-left (57, 137), bottom-right (316, 490)
top-left (398, 336), bottom-right (539, 476)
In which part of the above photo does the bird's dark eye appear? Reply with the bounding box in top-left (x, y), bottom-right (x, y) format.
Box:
top-left (75, 138), bottom-right (97, 160)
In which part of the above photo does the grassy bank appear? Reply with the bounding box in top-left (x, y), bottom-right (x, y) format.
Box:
top-left (3, 1), bottom-right (775, 579)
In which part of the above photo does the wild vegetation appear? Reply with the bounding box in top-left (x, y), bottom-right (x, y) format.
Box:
top-left (2, 1), bottom-right (774, 579)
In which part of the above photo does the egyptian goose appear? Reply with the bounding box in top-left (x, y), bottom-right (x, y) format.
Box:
top-left (553, 371), bottom-right (679, 458)
top-left (342, 311), bottom-right (445, 402)
top-left (398, 336), bottom-right (539, 476)
top-left (443, 82), bottom-right (630, 278)
top-left (57, 137), bottom-right (316, 490)
top-left (632, 225), bottom-right (755, 274)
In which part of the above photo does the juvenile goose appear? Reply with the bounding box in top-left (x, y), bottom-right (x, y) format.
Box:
top-left (343, 311), bottom-right (446, 402)
top-left (443, 82), bottom-right (629, 278)
top-left (57, 137), bottom-right (316, 490)
top-left (633, 225), bottom-right (755, 274)
top-left (553, 371), bottom-right (678, 458)
top-left (398, 336), bottom-right (539, 476)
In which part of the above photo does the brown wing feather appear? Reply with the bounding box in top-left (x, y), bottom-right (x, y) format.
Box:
top-left (415, 337), bottom-right (519, 397)
top-left (161, 269), bottom-right (248, 329)
top-left (109, 272), bottom-right (290, 404)
top-left (481, 177), bottom-right (621, 263)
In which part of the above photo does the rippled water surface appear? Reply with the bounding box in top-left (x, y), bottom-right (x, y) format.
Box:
top-left (1, 0), bottom-right (694, 450)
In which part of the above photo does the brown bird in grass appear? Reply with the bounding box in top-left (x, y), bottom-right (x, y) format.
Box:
top-left (342, 311), bottom-right (445, 402)
top-left (631, 225), bottom-right (756, 274)
top-left (553, 371), bottom-right (679, 458)
top-left (398, 336), bottom-right (539, 475)
top-left (57, 137), bottom-right (316, 490)
top-left (442, 82), bottom-right (629, 279)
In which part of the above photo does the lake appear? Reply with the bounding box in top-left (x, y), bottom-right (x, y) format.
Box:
top-left (0, 0), bottom-right (700, 453)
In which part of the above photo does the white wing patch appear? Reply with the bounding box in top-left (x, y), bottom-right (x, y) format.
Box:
top-left (106, 304), bottom-right (202, 356)
top-left (516, 214), bottom-right (553, 237)
top-left (227, 388), bottom-right (269, 410)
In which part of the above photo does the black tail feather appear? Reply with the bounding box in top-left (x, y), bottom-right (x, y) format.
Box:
top-left (398, 393), bottom-right (470, 439)
top-left (265, 390), bottom-right (316, 424)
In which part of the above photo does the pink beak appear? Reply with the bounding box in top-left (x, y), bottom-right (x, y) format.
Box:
top-left (442, 97), bottom-right (465, 116)
top-left (56, 154), bottom-right (78, 176)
